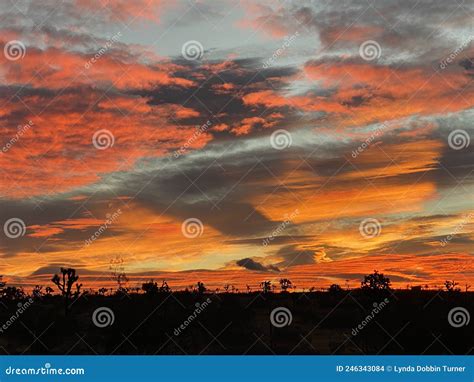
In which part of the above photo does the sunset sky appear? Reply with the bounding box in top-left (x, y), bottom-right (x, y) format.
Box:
top-left (0, 0), bottom-right (473, 291)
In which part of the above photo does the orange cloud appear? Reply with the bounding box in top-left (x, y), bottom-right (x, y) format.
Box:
top-left (305, 61), bottom-right (474, 125)
top-left (231, 116), bottom-right (278, 136)
top-left (0, 43), bottom-right (193, 90)
top-left (243, 61), bottom-right (473, 128)
top-left (0, 92), bottom-right (212, 197)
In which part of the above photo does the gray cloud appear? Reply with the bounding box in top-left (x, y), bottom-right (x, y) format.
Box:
top-left (235, 258), bottom-right (280, 272)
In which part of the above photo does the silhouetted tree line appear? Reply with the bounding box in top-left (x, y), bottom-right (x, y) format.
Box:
top-left (0, 269), bottom-right (470, 305)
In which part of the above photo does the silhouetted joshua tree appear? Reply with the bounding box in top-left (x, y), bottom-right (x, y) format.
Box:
top-left (32, 285), bottom-right (44, 299)
top-left (142, 280), bottom-right (159, 295)
top-left (444, 280), bottom-right (459, 292)
top-left (74, 283), bottom-right (83, 298)
top-left (197, 282), bottom-right (206, 294)
top-left (328, 284), bottom-right (343, 293)
top-left (159, 281), bottom-right (171, 293)
top-left (0, 276), bottom-right (6, 299)
top-left (98, 287), bottom-right (108, 296)
top-left (279, 278), bottom-right (292, 293)
top-left (45, 286), bottom-right (54, 296)
top-left (260, 281), bottom-right (272, 294)
top-left (51, 267), bottom-right (80, 313)
top-left (115, 286), bottom-right (129, 296)
top-left (361, 270), bottom-right (391, 291)
top-left (2, 286), bottom-right (25, 300)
